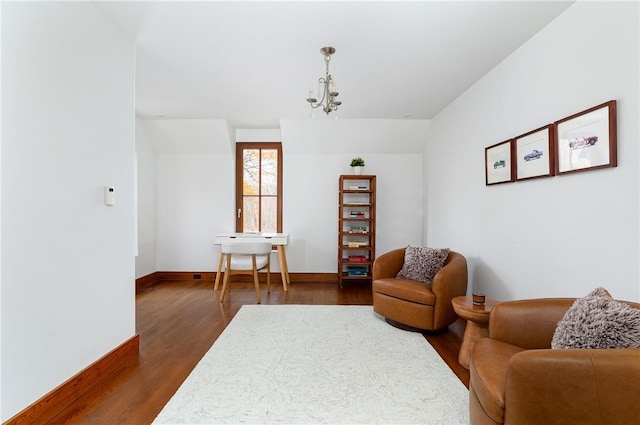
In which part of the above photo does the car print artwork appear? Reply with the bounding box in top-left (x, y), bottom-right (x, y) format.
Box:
top-left (569, 136), bottom-right (598, 149)
top-left (493, 160), bottom-right (506, 169)
top-left (524, 149), bottom-right (543, 161)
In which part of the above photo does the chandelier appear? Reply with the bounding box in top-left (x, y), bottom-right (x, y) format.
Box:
top-left (306, 46), bottom-right (342, 115)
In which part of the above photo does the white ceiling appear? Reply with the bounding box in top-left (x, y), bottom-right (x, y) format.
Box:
top-left (95, 1), bottom-right (574, 129)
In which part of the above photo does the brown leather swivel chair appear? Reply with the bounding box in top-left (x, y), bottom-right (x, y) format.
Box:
top-left (372, 248), bottom-right (468, 331)
top-left (470, 298), bottom-right (640, 425)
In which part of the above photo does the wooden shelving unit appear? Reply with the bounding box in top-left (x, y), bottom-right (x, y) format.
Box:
top-left (338, 175), bottom-right (376, 287)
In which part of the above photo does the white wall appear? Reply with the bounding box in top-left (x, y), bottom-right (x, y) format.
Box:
top-left (1, 2), bottom-right (136, 420)
top-left (138, 119), bottom-right (427, 274)
top-left (155, 152), bottom-right (235, 270)
top-left (236, 128), bottom-right (281, 143)
top-left (0, 2), bottom-right (4, 406)
top-left (425, 1), bottom-right (640, 302)
top-left (135, 119), bottom-right (157, 278)
top-left (137, 119), bottom-right (235, 273)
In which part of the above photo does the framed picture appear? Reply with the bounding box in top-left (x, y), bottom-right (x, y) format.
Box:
top-left (485, 140), bottom-right (514, 185)
top-left (515, 125), bottom-right (555, 181)
top-left (555, 100), bottom-right (617, 175)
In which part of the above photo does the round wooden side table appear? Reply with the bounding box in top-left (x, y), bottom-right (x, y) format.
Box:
top-left (451, 295), bottom-right (499, 369)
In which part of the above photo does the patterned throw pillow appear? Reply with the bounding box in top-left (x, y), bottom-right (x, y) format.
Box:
top-left (396, 246), bottom-right (450, 283)
top-left (551, 287), bottom-right (640, 349)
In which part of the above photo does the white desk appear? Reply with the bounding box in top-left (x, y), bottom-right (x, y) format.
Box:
top-left (213, 233), bottom-right (290, 291)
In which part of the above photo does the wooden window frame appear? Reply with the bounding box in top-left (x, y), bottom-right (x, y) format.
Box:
top-left (235, 142), bottom-right (283, 233)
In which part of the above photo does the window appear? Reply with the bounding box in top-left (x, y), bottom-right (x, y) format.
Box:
top-left (235, 142), bottom-right (282, 233)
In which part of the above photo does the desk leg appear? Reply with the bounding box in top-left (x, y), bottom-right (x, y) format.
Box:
top-left (214, 252), bottom-right (224, 290)
top-left (277, 245), bottom-right (290, 291)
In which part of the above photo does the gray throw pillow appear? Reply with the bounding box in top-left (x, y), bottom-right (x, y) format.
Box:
top-left (396, 246), bottom-right (450, 283)
top-left (551, 287), bottom-right (640, 349)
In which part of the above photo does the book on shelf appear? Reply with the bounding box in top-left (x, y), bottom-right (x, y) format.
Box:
top-left (347, 255), bottom-right (368, 263)
top-left (347, 241), bottom-right (367, 248)
top-left (346, 265), bottom-right (368, 276)
top-left (348, 225), bottom-right (367, 231)
top-left (347, 185), bottom-right (368, 190)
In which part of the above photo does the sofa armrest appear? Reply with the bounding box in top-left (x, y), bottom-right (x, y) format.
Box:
top-left (489, 298), bottom-right (575, 349)
top-left (431, 251), bottom-right (467, 329)
top-left (372, 248), bottom-right (405, 280)
top-left (431, 251), bottom-right (467, 297)
top-left (504, 348), bottom-right (640, 425)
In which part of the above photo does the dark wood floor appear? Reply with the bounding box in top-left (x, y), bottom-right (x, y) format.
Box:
top-left (50, 279), bottom-right (469, 424)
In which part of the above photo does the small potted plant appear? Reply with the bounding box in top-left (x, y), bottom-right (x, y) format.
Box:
top-left (350, 157), bottom-right (365, 175)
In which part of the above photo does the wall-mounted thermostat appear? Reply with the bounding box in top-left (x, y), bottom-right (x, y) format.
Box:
top-left (105, 186), bottom-right (116, 206)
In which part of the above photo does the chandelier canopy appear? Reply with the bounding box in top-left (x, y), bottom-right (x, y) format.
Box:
top-left (306, 46), bottom-right (342, 115)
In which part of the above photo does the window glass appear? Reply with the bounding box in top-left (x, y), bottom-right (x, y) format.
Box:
top-left (260, 149), bottom-right (278, 196)
top-left (260, 196), bottom-right (277, 233)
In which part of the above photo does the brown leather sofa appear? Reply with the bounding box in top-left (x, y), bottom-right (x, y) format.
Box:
top-left (470, 298), bottom-right (640, 425)
top-left (372, 248), bottom-right (467, 331)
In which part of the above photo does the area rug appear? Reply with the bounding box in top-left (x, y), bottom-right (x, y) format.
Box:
top-left (153, 305), bottom-right (469, 424)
